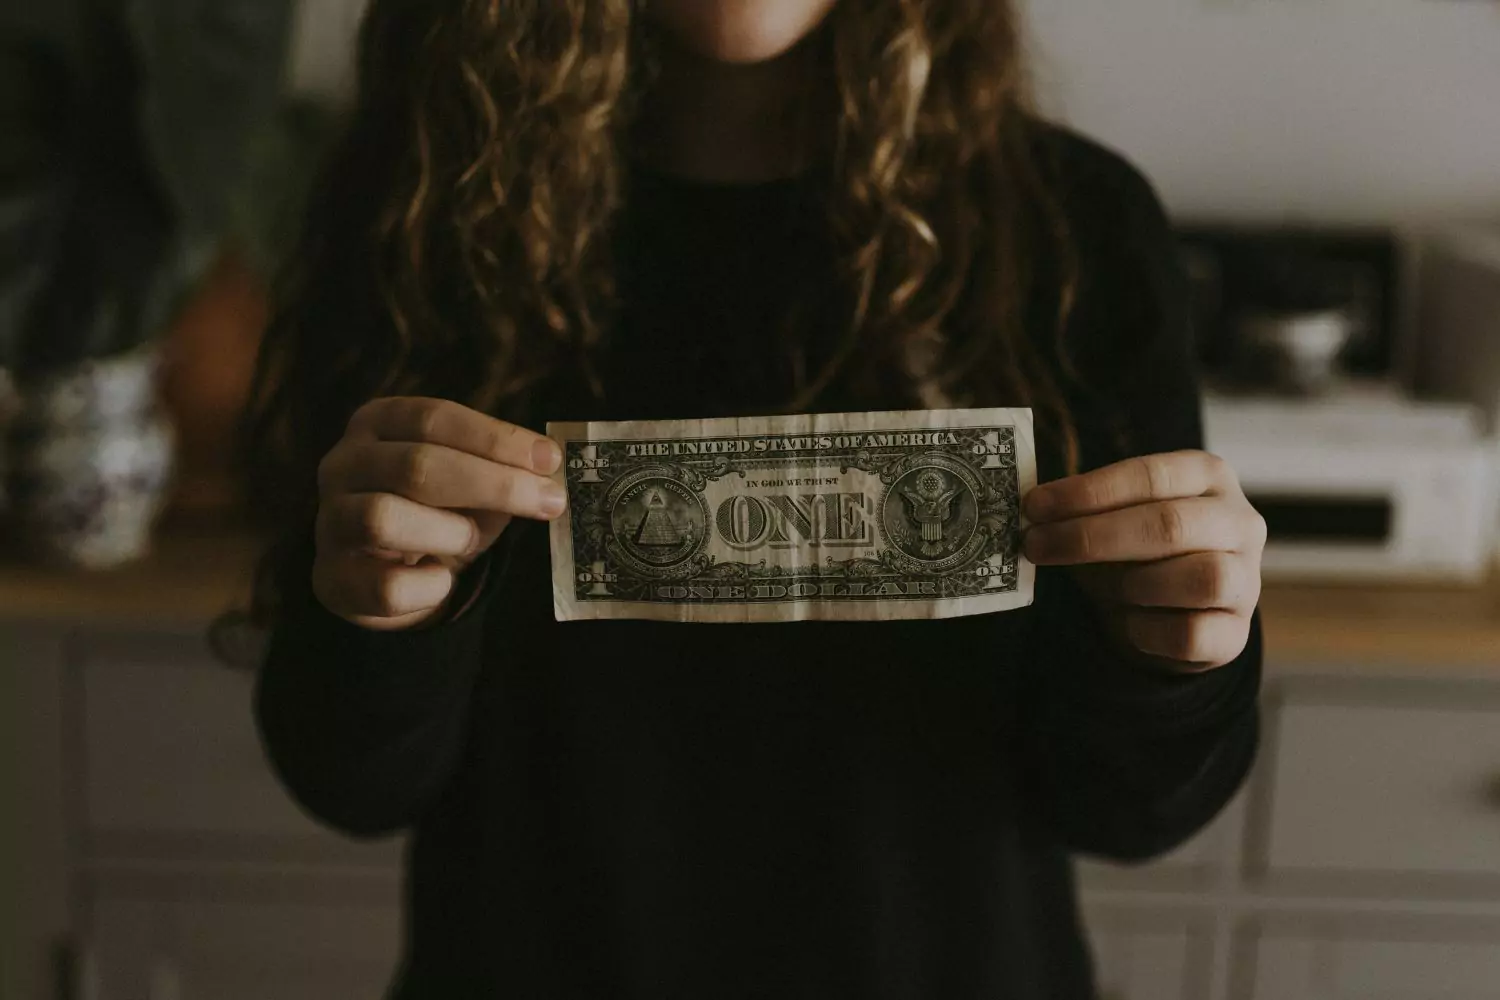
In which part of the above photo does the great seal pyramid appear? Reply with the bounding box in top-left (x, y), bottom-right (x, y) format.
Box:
top-left (634, 489), bottom-right (684, 546)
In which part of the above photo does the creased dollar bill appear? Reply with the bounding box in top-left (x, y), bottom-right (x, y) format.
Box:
top-left (547, 408), bottom-right (1036, 623)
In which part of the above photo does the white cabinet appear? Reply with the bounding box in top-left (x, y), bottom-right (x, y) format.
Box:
top-left (18, 615), bottom-right (1500, 1000)
top-left (1258, 697), bottom-right (1500, 883)
top-left (77, 634), bottom-right (399, 867)
top-left (4, 629), bottom-right (408, 1000)
top-left (1240, 917), bottom-right (1500, 1000)
top-left (1085, 911), bottom-right (1211, 1000)
top-left (1, 627), bottom-right (69, 1000)
top-left (1079, 676), bottom-right (1500, 1000)
top-left (88, 896), bottom-right (401, 1000)
top-left (82, 644), bottom-right (310, 838)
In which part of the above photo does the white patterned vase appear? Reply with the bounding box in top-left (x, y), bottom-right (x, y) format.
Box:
top-left (7, 350), bottom-right (177, 569)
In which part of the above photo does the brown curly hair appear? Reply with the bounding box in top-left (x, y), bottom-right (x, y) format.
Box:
top-left (241, 0), bottom-right (1079, 626)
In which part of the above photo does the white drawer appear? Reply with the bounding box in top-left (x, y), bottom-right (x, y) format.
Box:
top-left (1259, 694), bottom-right (1500, 879)
top-left (1084, 910), bottom-right (1210, 1000)
top-left (1077, 793), bottom-right (1242, 890)
top-left (89, 894), bottom-right (401, 1000)
top-left (1241, 916), bottom-right (1500, 1000)
top-left (78, 634), bottom-right (400, 864)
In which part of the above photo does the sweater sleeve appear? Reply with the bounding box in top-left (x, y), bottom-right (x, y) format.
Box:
top-left (253, 534), bottom-right (502, 839)
top-left (1016, 135), bottom-right (1262, 862)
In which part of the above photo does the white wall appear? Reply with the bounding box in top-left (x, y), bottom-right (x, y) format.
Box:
top-left (1024, 0), bottom-right (1500, 225)
top-left (285, 0), bottom-right (366, 101)
top-left (285, 0), bottom-right (1500, 224)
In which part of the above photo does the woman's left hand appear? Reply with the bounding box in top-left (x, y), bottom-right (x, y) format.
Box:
top-left (1022, 451), bottom-right (1266, 672)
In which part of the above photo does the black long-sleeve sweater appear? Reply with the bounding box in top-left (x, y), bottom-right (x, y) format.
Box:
top-left (254, 128), bottom-right (1261, 1000)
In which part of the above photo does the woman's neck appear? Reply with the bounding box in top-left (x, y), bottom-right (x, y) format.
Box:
top-left (636, 35), bottom-right (820, 184)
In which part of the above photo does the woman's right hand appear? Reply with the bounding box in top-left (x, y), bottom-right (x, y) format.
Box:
top-left (312, 396), bottom-right (567, 631)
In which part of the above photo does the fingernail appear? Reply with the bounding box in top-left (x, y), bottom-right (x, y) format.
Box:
top-left (533, 439), bottom-right (563, 475)
top-left (540, 481), bottom-right (568, 518)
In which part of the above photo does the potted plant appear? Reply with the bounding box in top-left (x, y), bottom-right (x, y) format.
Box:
top-left (158, 96), bottom-right (339, 519)
top-left (0, 0), bottom-right (334, 567)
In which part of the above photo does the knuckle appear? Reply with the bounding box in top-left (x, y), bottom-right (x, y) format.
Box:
top-left (492, 468), bottom-right (523, 512)
top-left (1190, 556), bottom-right (1222, 605)
top-left (1081, 477), bottom-right (1113, 512)
top-left (1068, 523), bottom-right (1096, 563)
top-left (1132, 610), bottom-right (1231, 664)
top-left (370, 569), bottom-right (406, 619)
top-left (1246, 507), bottom-right (1269, 549)
top-left (457, 515), bottom-right (483, 558)
top-left (1177, 615), bottom-right (1213, 661)
top-left (414, 399), bottom-right (447, 441)
top-left (403, 446), bottom-right (436, 492)
top-left (1200, 554), bottom-right (1235, 606)
top-left (1203, 451), bottom-right (1232, 485)
top-left (1152, 503), bottom-right (1187, 548)
top-left (1189, 614), bottom-right (1243, 664)
top-left (359, 494), bottom-right (399, 545)
top-left (487, 421), bottom-right (522, 461)
top-left (1142, 454), bottom-right (1175, 499)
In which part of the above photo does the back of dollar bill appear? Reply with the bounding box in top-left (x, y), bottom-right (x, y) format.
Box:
top-left (547, 408), bottom-right (1036, 623)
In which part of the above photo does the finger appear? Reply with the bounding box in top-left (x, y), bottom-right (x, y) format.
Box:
top-left (321, 441), bottom-right (567, 519)
top-left (1122, 608), bottom-right (1251, 669)
top-left (318, 492), bottom-right (494, 558)
top-left (1025, 497), bottom-right (1250, 565)
top-left (1025, 451), bottom-right (1235, 523)
top-left (1116, 552), bottom-right (1261, 613)
top-left (313, 551), bottom-right (455, 624)
top-left (348, 397), bottom-right (562, 475)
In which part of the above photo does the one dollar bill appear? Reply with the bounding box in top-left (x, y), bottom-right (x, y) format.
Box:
top-left (547, 408), bottom-right (1036, 623)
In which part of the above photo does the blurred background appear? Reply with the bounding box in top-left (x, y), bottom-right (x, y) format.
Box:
top-left (3, 2), bottom-right (1500, 999)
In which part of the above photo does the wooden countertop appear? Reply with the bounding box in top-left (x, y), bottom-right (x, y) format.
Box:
top-left (3, 527), bottom-right (1500, 673)
top-left (1256, 581), bottom-right (1500, 675)
top-left (0, 525), bottom-right (263, 632)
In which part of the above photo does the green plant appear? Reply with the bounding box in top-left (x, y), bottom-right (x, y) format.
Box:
top-left (227, 97), bottom-right (343, 288)
top-left (0, 0), bottom-right (337, 379)
top-left (0, 14), bottom-right (77, 373)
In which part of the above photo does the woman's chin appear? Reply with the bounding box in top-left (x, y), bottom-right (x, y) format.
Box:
top-left (646, 0), bottom-right (837, 66)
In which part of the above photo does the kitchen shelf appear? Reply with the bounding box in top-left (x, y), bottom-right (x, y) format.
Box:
top-left (0, 525), bottom-right (263, 631)
top-left (4, 526), bottom-right (1500, 673)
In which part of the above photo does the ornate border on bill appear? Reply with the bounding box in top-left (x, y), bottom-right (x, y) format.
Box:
top-left (547, 408), bottom-right (1036, 623)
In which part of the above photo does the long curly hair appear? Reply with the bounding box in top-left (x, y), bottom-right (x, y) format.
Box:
top-left (241, 0), bottom-right (1080, 626)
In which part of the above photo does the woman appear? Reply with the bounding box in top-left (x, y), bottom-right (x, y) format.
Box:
top-left (246, 2), bottom-right (1265, 997)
